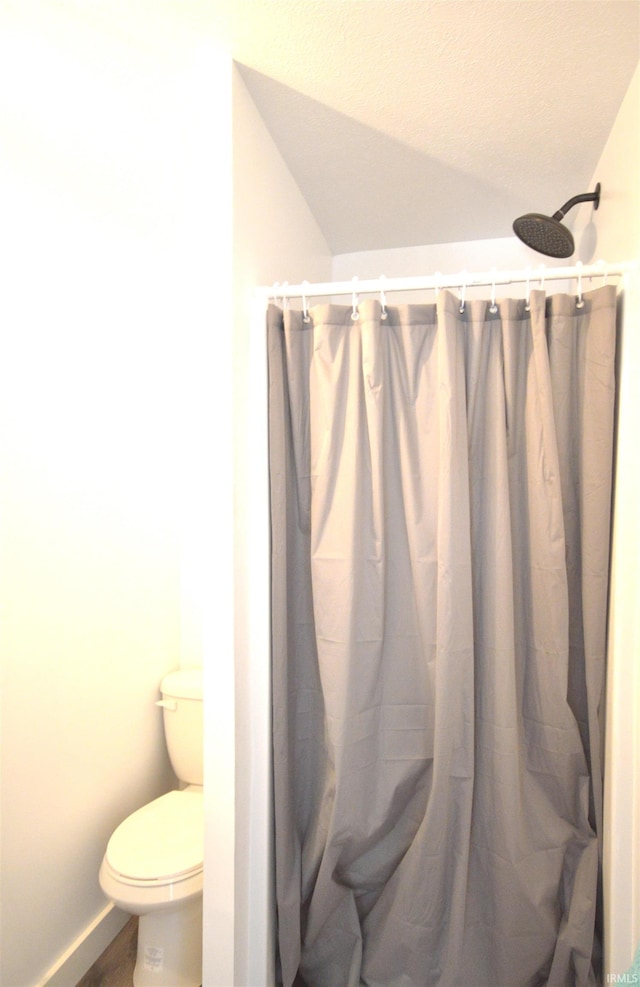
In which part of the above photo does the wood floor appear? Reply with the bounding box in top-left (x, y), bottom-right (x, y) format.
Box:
top-left (75, 917), bottom-right (138, 987)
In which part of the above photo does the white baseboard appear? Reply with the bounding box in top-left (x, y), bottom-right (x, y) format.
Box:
top-left (36, 902), bottom-right (130, 987)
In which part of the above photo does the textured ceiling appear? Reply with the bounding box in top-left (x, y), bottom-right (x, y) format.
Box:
top-left (218, 0), bottom-right (640, 253)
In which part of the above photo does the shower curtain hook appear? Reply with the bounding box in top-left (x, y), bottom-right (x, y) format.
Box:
top-left (538, 264), bottom-right (546, 290)
top-left (301, 280), bottom-right (311, 323)
top-left (489, 268), bottom-right (498, 314)
top-left (351, 277), bottom-right (359, 321)
top-left (281, 282), bottom-right (289, 309)
top-left (434, 271), bottom-right (442, 299)
top-left (576, 262), bottom-right (585, 308)
top-left (525, 267), bottom-right (532, 312)
top-left (379, 275), bottom-right (388, 320)
top-left (272, 281), bottom-right (281, 304)
top-left (459, 270), bottom-right (468, 313)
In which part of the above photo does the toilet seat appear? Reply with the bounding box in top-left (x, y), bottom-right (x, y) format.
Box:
top-left (105, 789), bottom-right (203, 887)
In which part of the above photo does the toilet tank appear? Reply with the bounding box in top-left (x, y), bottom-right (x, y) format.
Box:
top-left (159, 668), bottom-right (203, 786)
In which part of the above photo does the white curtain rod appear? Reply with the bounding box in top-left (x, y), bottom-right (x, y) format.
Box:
top-left (257, 260), bottom-right (639, 301)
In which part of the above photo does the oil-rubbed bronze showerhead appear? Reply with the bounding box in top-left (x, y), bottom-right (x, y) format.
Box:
top-left (512, 213), bottom-right (576, 258)
top-left (513, 184), bottom-right (601, 258)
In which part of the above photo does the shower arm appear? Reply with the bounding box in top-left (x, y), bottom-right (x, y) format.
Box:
top-left (552, 183), bottom-right (601, 221)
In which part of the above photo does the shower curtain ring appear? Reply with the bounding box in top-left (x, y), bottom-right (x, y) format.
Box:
top-left (576, 262), bottom-right (585, 308)
top-left (281, 282), bottom-right (289, 310)
top-left (434, 271), bottom-right (442, 299)
top-left (489, 268), bottom-right (498, 314)
top-left (379, 275), bottom-right (388, 320)
top-left (525, 266), bottom-right (532, 312)
top-left (351, 277), bottom-right (359, 320)
top-left (459, 271), bottom-right (468, 313)
top-left (302, 280), bottom-right (311, 323)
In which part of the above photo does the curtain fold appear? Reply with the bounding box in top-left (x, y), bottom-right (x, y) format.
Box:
top-left (268, 286), bottom-right (617, 987)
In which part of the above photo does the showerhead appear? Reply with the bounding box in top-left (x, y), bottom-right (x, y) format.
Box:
top-left (512, 213), bottom-right (576, 258)
top-left (512, 184), bottom-right (601, 258)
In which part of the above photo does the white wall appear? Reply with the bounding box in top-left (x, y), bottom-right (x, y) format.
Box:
top-left (0, 7), bottom-right (232, 985)
top-left (586, 61), bottom-right (640, 977)
top-left (0, 7), bottom-right (329, 984)
top-left (231, 66), bottom-right (332, 987)
top-left (333, 236), bottom-right (542, 291)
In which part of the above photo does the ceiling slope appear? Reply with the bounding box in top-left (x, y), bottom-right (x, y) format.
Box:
top-left (222, 0), bottom-right (640, 252)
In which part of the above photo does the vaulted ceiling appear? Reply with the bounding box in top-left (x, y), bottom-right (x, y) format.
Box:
top-left (219, 0), bottom-right (639, 253)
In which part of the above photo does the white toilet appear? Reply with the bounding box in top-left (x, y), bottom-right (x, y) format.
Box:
top-left (100, 668), bottom-right (203, 987)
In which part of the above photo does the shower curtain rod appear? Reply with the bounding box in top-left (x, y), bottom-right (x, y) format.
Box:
top-left (256, 260), bottom-right (638, 302)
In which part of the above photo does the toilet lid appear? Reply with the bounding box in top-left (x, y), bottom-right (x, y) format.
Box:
top-left (106, 789), bottom-right (203, 882)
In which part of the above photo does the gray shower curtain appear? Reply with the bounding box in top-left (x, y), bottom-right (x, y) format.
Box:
top-left (268, 286), bottom-right (618, 987)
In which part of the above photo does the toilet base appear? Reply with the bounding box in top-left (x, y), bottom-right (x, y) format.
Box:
top-left (133, 896), bottom-right (202, 987)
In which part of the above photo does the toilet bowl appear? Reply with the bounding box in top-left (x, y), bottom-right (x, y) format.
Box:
top-left (100, 669), bottom-right (204, 987)
top-left (100, 788), bottom-right (203, 987)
